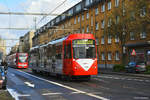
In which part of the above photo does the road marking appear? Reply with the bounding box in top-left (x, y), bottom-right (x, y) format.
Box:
top-left (114, 77), bottom-right (120, 80)
top-left (71, 91), bottom-right (81, 94)
top-left (7, 88), bottom-right (30, 100)
top-left (97, 75), bottom-right (150, 83)
top-left (24, 82), bottom-right (35, 88)
top-left (18, 70), bottom-right (109, 100)
top-left (42, 92), bottom-right (62, 96)
top-left (10, 73), bottom-right (15, 76)
top-left (145, 80), bottom-right (150, 82)
top-left (42, 91), bottom-right (84, 96)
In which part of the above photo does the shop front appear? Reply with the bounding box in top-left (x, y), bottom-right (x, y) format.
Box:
top-left (125, 42), bottom-right (150, 65)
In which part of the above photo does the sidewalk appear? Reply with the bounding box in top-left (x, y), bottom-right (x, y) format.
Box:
top-left (0, 90), bottom-right (14, 100)
top-left (99, 69), bottom-right (150, 78)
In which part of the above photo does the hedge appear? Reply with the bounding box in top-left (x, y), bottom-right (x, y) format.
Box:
top-left (113, 64), bottom-right (125, 72)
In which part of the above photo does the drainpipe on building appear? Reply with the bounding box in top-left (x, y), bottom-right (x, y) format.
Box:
top-left (104, 0), bottom-right (107, 70)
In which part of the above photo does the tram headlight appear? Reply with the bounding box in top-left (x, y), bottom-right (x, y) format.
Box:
top-left (93, 66), bottom-right (97, 69)
top-left (75, 66), bottom-right (77, 70)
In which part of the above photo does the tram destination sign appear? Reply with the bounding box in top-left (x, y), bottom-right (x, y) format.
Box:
top-left (73, 39), bottom-right (94, 45)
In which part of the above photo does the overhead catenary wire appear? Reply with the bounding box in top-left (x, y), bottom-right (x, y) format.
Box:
top-left (0, 12), bottom-right (71, 16)
top-left (37, 0), bottom-right (67, 25)
top-left (0, 27), bottom-right (77, 31)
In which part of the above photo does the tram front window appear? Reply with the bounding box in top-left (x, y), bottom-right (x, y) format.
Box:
top-left (18, 54), bottom-right (28, 63)
top-left (73, 39), bottom-right (96, 59)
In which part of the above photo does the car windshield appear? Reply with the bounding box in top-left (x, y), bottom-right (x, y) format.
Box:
top-left (129, 62), bottom-right (136, 66)
top-left (137, 63), bottom-right (145, 65)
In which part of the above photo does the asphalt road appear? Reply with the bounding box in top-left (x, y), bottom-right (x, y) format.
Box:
top-left (6, 67), bottom-right (150, 100)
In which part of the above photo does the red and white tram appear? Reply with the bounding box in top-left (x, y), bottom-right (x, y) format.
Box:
top-left (30, 34), bottom-right (98, 80)
top-left (7, 53), bottom-right (28, 69)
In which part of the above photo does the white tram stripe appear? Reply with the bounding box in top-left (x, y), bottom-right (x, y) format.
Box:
top-left (18, 70), bottom-right (109, 100)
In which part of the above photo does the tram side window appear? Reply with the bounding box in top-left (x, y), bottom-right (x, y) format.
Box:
top-left (64, 44), bottom-right (72, 59)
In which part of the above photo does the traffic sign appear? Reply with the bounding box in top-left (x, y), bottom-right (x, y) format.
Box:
top-left (131, 49), bottom-right (136, 56)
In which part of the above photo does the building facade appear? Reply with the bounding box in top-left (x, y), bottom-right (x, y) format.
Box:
top-left (0, 39), bottom-right (6, 60)
top-left (32, 0), bottom-right (150, 68)
top-left (19, 31), bottom-right (35, 53)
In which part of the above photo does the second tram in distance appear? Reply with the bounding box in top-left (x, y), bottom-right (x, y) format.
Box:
top-left (30, 34), bottom-right (98, 80)
top-left (7, 53), bottom-right (28, 69)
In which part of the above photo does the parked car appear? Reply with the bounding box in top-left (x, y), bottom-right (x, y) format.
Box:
top-left (125, 62), bottom-right (146, 73)
top-left (0, 66), bottom-right (7, 89)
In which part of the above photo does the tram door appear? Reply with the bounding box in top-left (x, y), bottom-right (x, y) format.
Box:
top-left (63, 42), bottom-right (72, 75)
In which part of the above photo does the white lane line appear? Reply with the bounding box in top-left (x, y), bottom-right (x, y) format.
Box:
top-left (145, 80), bottom-right (150, 82)
top-left (18, 70), bottom-right (109, 100)
top-left (114, 78), bottom-right (120, 80)
top-left (138, 80), bottom-right (143, 82)
top-left (42, 91), bottom-right (101, 96)
top-left (42, 92), bottom-right (62, 96)
top-left (71, 92), bottom-right (81, 94)
top-left (7, 88), bottom-right (30, 100)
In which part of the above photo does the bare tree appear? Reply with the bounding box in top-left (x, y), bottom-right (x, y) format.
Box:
top-left (105, 0), bottom-right (150, 65)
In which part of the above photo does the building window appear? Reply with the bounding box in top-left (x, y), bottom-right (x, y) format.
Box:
top-left (122, 0), bottom-right (126, 16)
top-left (101, 36), bottom-right (104, 44)
top-left (101, 52), bottom-right (105, 60)
top-left (140, 31), bottom-right (146, 39)
top-left (95, 7), bottom-right (99, 15)
top-left (74, 17), bottom-right (76, 24)
top-left (82, 14), bottom-right (84, 21)
top-left (115, 35), bottom-right (119, 43)
top-left (61, 14), bottom-right (66, 20)
top-left (130, 32), bottom-right (135, 40)
top-left (101, 20), bottom-right (105, 28)
top-left (101, 3), bottom-right (105, 12)
top-left (108, 1), bottom-right (111, 10)
top-left (130, 12), bottom-right (135, 20)
top-left (82, 27), bottom-right (84, 33)
top-left (108, 52), bottom-right (112, 60)
top-left (115, 0), bottom-right (119, 7)
top-left (140, 7), bottom-right (146, 17)
top-left (78, 16), bottom-right (80, 23)
top-left (68, 21), bottom-right (71, 26)
top-left (86, 25), bottom-right (89, 33)
top-left (91, 16), bottom-right (93, 26)
top-left (123, 26), bottom-right (126, 35)
top-left (116, 16), bottom-right (119, 24)
top-left (91, 29), bottom-right (93, 34)
top-left (123, 46), bottom-right (126, 54)
top-left (85, 0), bottom-right (90, 6)
top-left (115, 51), bottom-right (120, 60)
top-left (108, 18), bottom-right (111, 27)
top-left (85, 0), bottom-right (93, 6)
top-left (62, 25), bottom-right (64, 29)
top-left (68, 9), bottom-right (73, 16)
top-left (76, 4), bottom-right (81, 12)
top-left (108, 35), bottom-right (112, 44)
top-left (95, 22), bottom-right (99, 30)
top-left (86, 12), bottom-right (89, 19)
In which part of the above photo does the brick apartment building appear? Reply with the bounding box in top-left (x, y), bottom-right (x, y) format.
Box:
top-left (32, 0), bottom-right (150, 68)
